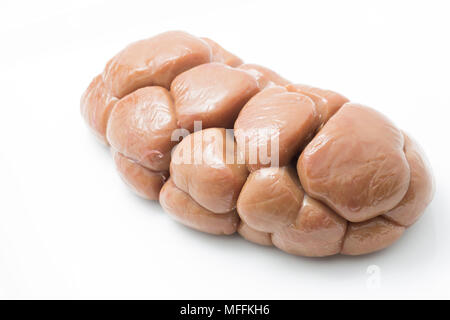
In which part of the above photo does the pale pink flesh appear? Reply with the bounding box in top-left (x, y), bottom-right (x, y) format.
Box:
top-left (160, 179), bottom-right (239, 235)
top-left (384, 133), bottom-right (435, 226)
top-left (238, 222), bottom-right (273, 246)
top-left (170, 128), bottom-right (248, 214)
top-left (171, 63), bottom-right (259, 131)
top-left (201, 37), bottom-right (243, 67)
top-left (341, 217), bottom-right (405, 255)
top-left (113, 151), bottom-right (168, 200)
top-left (237, 166), bottom-right (303, 233)
top-left (235, 86), bottom-right (320, 171)
top-left (80, 75), bottom-right (118, 144)
top-left (107, 86), bottom-right (178, 172)
top-left (239, 64), bottom-right (290, 89)
top-left (298, 103), bottom-right (410, 222)
top-left (81, 31), bottom-right (435, 257)
top-left (272, 195), bottom-right (347, 257)
top-left (103, 31), bottom-right (212, 98)
top-left (286, 84), bottom-right (348, 125)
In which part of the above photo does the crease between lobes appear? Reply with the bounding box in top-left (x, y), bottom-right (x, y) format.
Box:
top-left (81, 30), bottom-right (434, 257)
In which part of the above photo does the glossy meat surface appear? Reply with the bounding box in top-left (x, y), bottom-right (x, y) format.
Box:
top-left (107, 86), bottom-right (178, 172)
top-left (237, 167), bottom-right (304, 233)
top-left (170, 128), bottom-right (248, 213)
top-left (341, 217), bottom-right (405, 255)
top-left (235, 86), bottom-right (319, 171)
top-left (160, 179), bottom-right (239, 235)
top-left (171, 63), bottom-right (259, 131)
top-left (384, 133), bottom-right (435, 226)
top-left (103, 31), bottom-right (212, 97)
top-left (201, 37), bottom-right (243, 67)
top-left (113, 151), bottom-right (168, 200)
top-left (298, 103), bottom-right (410, 222)
top-left (80, 75), bottom-right (118, 144)
top-left (82, 31), bottom-right (434, 257)
top-left (286, 84), bottom-right (348, 125)
top-left (273, 195), bottom-right (347, 257)
top-left (238, 222), bottom-right (273, 246)
top-left (239, 64), bottom-right (290, 89)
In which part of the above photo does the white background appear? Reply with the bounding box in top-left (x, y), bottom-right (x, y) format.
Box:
top-left (0, 0), bottom-right (449, 299)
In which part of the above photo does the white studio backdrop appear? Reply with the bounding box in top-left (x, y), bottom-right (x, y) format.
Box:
top-left (0, 0), bottom-right (449, 299)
